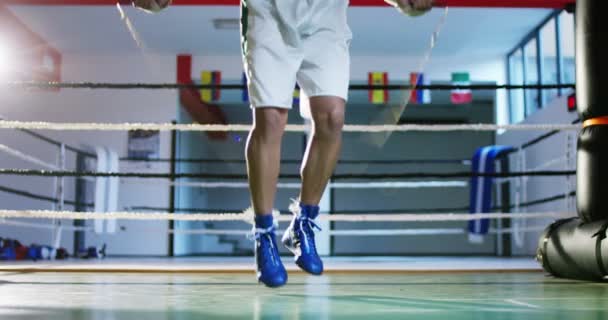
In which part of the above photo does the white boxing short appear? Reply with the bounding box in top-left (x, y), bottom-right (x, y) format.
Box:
top-left (241, 0), bottom-right (352, 110)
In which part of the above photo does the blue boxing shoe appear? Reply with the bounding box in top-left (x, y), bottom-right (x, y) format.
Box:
top-left (252, 213), bottom-right (287, 287)
top-left (282, 202), bottom-right (323, 275)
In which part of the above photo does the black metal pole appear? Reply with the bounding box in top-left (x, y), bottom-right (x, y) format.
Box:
top-left (73, 153), bottom-right (87, 255)
top-left (329, 183), bottom-right (336, 256)
top-left (499, 156), bottom-right (512, 257)
top-left (168, 120), bottom-right (177, 257)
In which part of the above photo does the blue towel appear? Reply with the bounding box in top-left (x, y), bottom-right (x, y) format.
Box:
top-left (468, 145), bottom-right (514, 242)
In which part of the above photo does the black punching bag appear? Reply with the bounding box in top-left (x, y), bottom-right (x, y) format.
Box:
top-left (537, 218), bottom-right (608, 281)
top-left (576, 0), bottom-right (608, 222)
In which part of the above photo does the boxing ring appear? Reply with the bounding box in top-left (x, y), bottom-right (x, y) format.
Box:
top-left (1, 0), bottom-right (608, 318)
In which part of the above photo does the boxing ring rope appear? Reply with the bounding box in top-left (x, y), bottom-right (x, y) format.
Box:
top-left (120, 157), bottom-right (472, 165)
top-left (5, 82), bottom-right (575, 91)
top-left (0, 120), bottom-right (578, 241)
top-left (0, 138), bottom-right (469, 189)
top-left (0, 120), bottom-right (581, 133)
top-left (3, 0), bottom-right (575, 8)
top-left (0, 209), bottom-right (572, 222)
top-left (164, 227), bottom-right (548, 237)
top-left (0, 168), bottom-right (577, 179)
top-left (124, 180), bottom-right (469, 189)
top-left (0, 217), bottom-right (552, 236)
top-left (0, 209), bottom-right (574, 241)
top-left (0, 127), bottom-right (578, 227)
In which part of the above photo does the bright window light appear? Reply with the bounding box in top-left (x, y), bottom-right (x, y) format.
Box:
top-left (0, 39), bottom-right (25, 81)
top-left (0, 39), bottom-right (15, 80)
top-left (0, 42), bottom-right (8, 76)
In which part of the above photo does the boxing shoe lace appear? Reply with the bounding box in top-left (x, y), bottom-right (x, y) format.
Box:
top-left (296, 216), bottom-right (322, 255)
top-left (250, 224), bottom-right (287, 287)
top-left (251, 225), bottom-right (281, 267)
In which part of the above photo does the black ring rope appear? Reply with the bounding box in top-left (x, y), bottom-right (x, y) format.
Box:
top-left (0, 169), bottom-right (576, 179)
top-left (119, 157), bottom-right (470, 165)
top-left (6, 82), bottom-right (576, 91)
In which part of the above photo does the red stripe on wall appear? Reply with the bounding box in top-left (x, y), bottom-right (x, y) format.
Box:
top-left (5, 0), bottom-right (574, 8)
top-left (176, 54), bottom-right (192, 84)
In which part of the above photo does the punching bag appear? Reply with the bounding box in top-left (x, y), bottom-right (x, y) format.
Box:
top-left (539, 0), bottom-right (608, 283)
top-left (576, 0), bottom-right (608, 222)
top-left (537, 218), bottom-right (608, 281)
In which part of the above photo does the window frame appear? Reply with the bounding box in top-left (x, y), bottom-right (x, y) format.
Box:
top-left (507, 49), bottom-right (525, 124)
top-left (506, 10), bottom-right (565, 123)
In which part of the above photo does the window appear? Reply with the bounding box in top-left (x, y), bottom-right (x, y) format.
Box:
top-left (509, 49), bottom-right (525, 123)
top-left (558, 11), bottom-right (575, 86)
top-left (540, 19), bottom-right (558, 104)
top-left (506, 10), bottom-right (575, 124)
top-left (524, 38), bottom-right (539, 115)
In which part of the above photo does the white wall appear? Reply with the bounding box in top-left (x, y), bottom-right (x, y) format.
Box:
top-left (0, 53), bottom-right (176, 255)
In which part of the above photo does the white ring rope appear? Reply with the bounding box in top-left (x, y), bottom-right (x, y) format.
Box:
top-left (330, 228), bottom-right (465, 236)
top-left (168, 228), bottom-right (468, 236)
top-left (0, 209), bottom-right (551, 236)
top-left (124, 180), bottom-right (468, 189)
top-left (1, 220), bottom-right (548, 237)
top-left (0, 143), bottom-right (59, 170)
top-left (169, 229), bottom-right (252, 236)
top-left (0, 120), bottom-right (581, 133)
top-left (168, 226), bottom-right (548, 236)
top-left (0, 209), bottom-right (573, 222)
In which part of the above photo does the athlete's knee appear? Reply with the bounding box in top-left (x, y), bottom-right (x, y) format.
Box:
top-left (313, 105), bottom-right (345, 138)
top-left (251, 107), bottom-right (289, 142)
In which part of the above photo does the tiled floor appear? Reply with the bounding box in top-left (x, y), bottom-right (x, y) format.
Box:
top-left (1, 271), bottom-right (606, 319)
top-left (0, 256), bottom-right (541, 272)
top-left (0, 257), bottom-right (606, 319)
